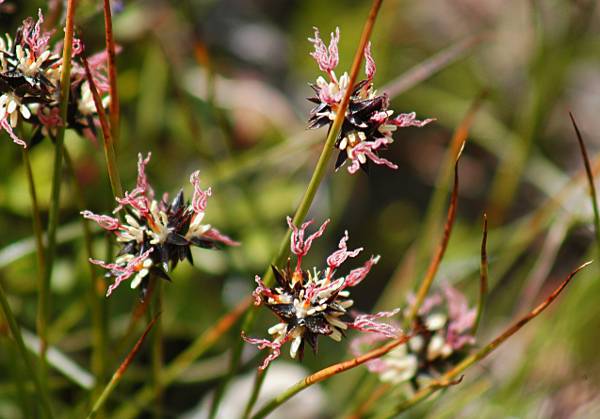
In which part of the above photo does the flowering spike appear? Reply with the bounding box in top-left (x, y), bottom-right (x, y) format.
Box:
top-left (352, 286), bottom-right (477, 386)
top-left (244, 219), bottom-right (398, 369)
top-left (82, 153), bottom-right (237, 297)
top-left (307, 30), bottom-right (434, 174)
top-left (364, 41), bottom-right (376, 80)
top-left (308, 26), bottom-right (340, 75)
top-left (0, 9), bottom-right (112, 146)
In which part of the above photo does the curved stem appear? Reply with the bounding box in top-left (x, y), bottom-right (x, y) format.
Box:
top-left (43, 0), bottom-right (77, 383)
top-left (473, 214), bottom-right (488, 334)
top-left (378, 261), bottom-right (591, 418)
top-left (22, 146), bottom-right (48, 359)
top-left (406, 141), bottom-right (465, 325)
top-left (112, 297), bottom-right (250, 419)
top-left (232, 2), bottom-right (385, 416)
top-left (251, 333), bottom-right (413, 419)
top-left (63, 149), bottom-right (107, 408)
top-left (102, 0), bottom-right (120, 149)
top-left (82, 54), bottom-right (123, 198)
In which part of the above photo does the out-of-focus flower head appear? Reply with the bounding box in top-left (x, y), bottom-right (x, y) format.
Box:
top-left (0, 9), bottom-right (111, 147)
top-left (307, 27), bottom-right (434, 174)
top-left (351, 283), bottom-right (476, 388)
top-left (82, 153), bottom-right (239, 297)
top-left (243, 217), bottom-right (400, 370)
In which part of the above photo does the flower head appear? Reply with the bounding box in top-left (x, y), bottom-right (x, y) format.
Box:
top-left (82, 153), bottom-right (239, 297)
top-left (351, 283), bottom-right (476, 387)
top-left (0, 9), bottom-right (111, 146)
top-left (307, 27), bottom-right (434, 174)
top-left (243, 218), bottom-right (400, 369)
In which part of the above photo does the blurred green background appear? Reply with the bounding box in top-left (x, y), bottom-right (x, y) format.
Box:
top-left (1, 0), bottom-right (600, 418)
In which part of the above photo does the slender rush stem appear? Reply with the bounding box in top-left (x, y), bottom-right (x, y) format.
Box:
top-left (0, 281), bottom-right (54, 418)
top-left (251, 333), bottom-right (413, 419)
top-left (242, 369), bottom-right (267, 419)
top-left (22, 147), bottom-right (48, 356)
top-left (112, 297), bottom-right (250, 419)
top-left (151, 280), bottom-right (163, 419)
top-left (406, 141), bottom-right (465, 325)
top-left (85, 315), bottom-right (158, 419)
top-left (380, 261), bottom-right (591, 418)
top-left (227, 3), bottom-right (384, 417)
top-left (43, 0), bottom-right (77, 382)
top-left (569, 112), bottom-right (600, 257)
top-left (63, 149), bottom-right (107, 406)
top-left (82, 54), bottom-right (123, 198)
top-left (102, 0), bottom-right (121, 149)
top-left (473, 214), bottom-right (488, 334)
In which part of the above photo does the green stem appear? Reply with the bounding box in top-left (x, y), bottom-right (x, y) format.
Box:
top-left (85, 316), bottom-right (158, 419)
top-left (251, 333), bottom-right (412, 419)
top-left (82, 54), bottom-right (123, 198)
top-left (152, 280), bottom-right (163, 419)
top-left (569, 112), bottom-right (600, 258)
top-left (62, 149), bottom-right (107, 410)
top-left (42, 0), bottom-right (77, 386)
top-left (242, 369), bottom-right (266, 419)
top-left (0, 281), bottom-right (54, 418)
top-left (112, 297), bottom-right (250, 419)
top-left (102, 0), bottom-right (121, 149)
top-left (224, 3), bottom-right (384, 416)
top-left (473, 214), bottom-right (488, 334)
top-left (22, 147), bottom-right (48, 364)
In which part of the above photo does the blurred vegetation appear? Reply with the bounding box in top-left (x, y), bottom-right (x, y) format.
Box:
top-left (1, 0), bottom-right (600, 418)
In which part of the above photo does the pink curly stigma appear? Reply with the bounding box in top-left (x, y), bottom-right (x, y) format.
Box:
top-left (391, 112), bottom-right (435, 128)
top-left (347, 138), bottom-right (399, 174)
top-left (241, 332), bottom-right (285, 370)
top-left (81, 210), bottom-right (121, 231)
top-left (136, 152), bottom-right (153, 197)
top-left (344, 255), bottom-right (380, 288)
top-left (252, 275), bottom-right (277, 306)
top-left (1, 118), bottom-right (26, 147)
top-left (37, 107), bottom-right (62, 129)
top-left (364, 41), bottom-right (376, 80)
top-left (22, 9), bottom-right (51, 59)
top-left (326, 230), bottom-right (363, 271)
top-left (350, 309), bottom-right (401, 338)
top-left (287, 216), bottom-right (330, 260)
top-left (443, 284), bottom-right (476, 349)
top-left (114, 153), bottom-right (153, 215)
top-left (202, 228), bottom-right (240, 247)
top-left (308, 26), bottom-right (340, 75)
top-left (190, 170), bottom-right (212, 214)
top-left (89, 248), bottom-right (154, 297)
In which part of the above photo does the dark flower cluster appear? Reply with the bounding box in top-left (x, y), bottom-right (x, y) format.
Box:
top-left (352, 284), bottom-right (476, 390)
top-left (82, 153), bottom-right (239, 297)
top-left (243, 217), bottom-right (400, 369)
top-left (0, 9), bottom-right (109, 147)
top-left (307, 27), bottom-right (434, 174)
